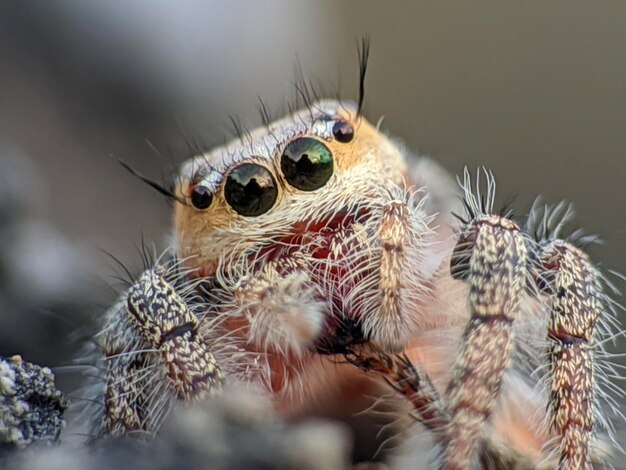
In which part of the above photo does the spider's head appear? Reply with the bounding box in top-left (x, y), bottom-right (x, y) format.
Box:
top-left (173, 100), bottom-right (430, 355)
top-left (173, 100), bottom-right (408, 278)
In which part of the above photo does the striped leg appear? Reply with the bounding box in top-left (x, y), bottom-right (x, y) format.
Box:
top-left (527, 203), bottom-right (603, 470)
top-left (101, 262), bottom-right (223, 436)
top-left (442, 170), bottom-right (528, 469)
top-left (125, 267), bottom-right (223, 401)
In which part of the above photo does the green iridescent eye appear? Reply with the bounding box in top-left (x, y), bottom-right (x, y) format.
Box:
top-left (280, 137), bottom-right (333, 191)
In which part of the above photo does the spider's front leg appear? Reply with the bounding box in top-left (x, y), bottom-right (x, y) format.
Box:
top-left (99, 263), bottom-right (223, 437)
top-left (442, 171), bottom-right (529, 469)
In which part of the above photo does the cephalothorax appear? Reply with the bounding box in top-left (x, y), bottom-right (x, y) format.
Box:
top-left (94, 97), bottom-right (622, 469)
top-left (174, 100), bottom-right (433, 356)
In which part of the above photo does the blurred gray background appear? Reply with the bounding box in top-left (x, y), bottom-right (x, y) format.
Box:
top-left (0, 0), bottom-right (624, 446)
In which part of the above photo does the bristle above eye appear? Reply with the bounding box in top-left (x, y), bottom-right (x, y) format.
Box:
top-left (357, 36), bottom-right (371, 116)
top-left (257, 97), bottom-right (273, 128)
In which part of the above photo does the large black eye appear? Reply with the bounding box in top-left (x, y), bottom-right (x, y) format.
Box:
top-left (281, 137), bottom-right (333, 191)
top-left (190, 185), bottom-right (213, 210)
top-left (224, 163), bottom-right (278, 216)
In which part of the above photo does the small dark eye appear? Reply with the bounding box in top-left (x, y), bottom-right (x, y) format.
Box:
top-left (190, 185), bottom-right (213, 210)
top-left (224, 163), bottom-right (278, 217)
top-left (281, 137), bottom-right (333, 191)
top-left (332, 119), bottom-right (354, 143)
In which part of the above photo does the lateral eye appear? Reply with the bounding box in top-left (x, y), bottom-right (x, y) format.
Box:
top-left (332, 119), bottom-right (354, 143)
top-left (224, 163), bottom-right (278, 217)
top-left (281, 137), bottom-right (333, 191)
top-left (190, 185), bottom-right (213, 210)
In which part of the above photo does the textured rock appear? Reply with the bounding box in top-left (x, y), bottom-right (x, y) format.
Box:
top-left (0, 355), bottom-right (68, 448)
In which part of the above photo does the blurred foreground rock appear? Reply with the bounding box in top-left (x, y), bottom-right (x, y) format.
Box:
top-left (4, 387), bottom-right (351, 470)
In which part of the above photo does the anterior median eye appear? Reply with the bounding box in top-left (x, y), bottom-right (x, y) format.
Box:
top-left (281, 137), bottom-right (333, 191)
top-left (224, 163), bottom-right (278, 217)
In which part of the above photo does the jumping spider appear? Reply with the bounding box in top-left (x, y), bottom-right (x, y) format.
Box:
top-left (92, 96), bottom-right (623, 469)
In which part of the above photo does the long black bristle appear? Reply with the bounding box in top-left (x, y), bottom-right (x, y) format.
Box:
top-left (118, 159), bottom-right (183, 205)
top-left (498, 194), bottom-right (517, 219)
top-left (357, 36), bottom-right (371, 116)
top-left (100, 247), bottom-right (135, 284)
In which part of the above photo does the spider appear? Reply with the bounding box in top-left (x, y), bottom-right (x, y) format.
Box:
top-left (91, 96), bottom-right (624, 469)
top-left (90, 53), bottom-right (624, 467)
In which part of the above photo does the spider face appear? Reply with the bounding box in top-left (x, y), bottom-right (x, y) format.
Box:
top-left (174, 101), bottom-right (406, 271)
top-left (173, 101), bottom-right (431, 356)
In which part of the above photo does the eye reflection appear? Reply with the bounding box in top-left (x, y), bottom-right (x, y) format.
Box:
top-left (224, 163), bottom-right (278, 217)
top-left (281, 137), bottom-right (333, 191)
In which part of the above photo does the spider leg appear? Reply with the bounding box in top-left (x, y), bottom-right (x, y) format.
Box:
top-left (126, 268), bottom-right (223, 400)
top-left (103, 355), bottom-right (147, 436)
top-left (101, 263), bottom-right (223, 436)
top-left (344, 347), bottom-right (449, 438)
top-left (442, 169), bottom-right (529, 469)
top-left (344, 347), bottom-right (537, 468)
top-left (529, 206), bottom-right (603, 469)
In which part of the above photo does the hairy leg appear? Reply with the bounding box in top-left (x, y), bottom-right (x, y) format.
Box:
top-left (100, 262), bottom-right (223, 436)
top-left (126, 268), bottom-right (222, 400)
top-left (528, 204), bottom-right (605, 469)
top-left (344, 347), bottom-right (543, 469)
top-left (442, 171), bottom-right (528, 469)
top-left (344, 347), bottom-right (448, 437)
